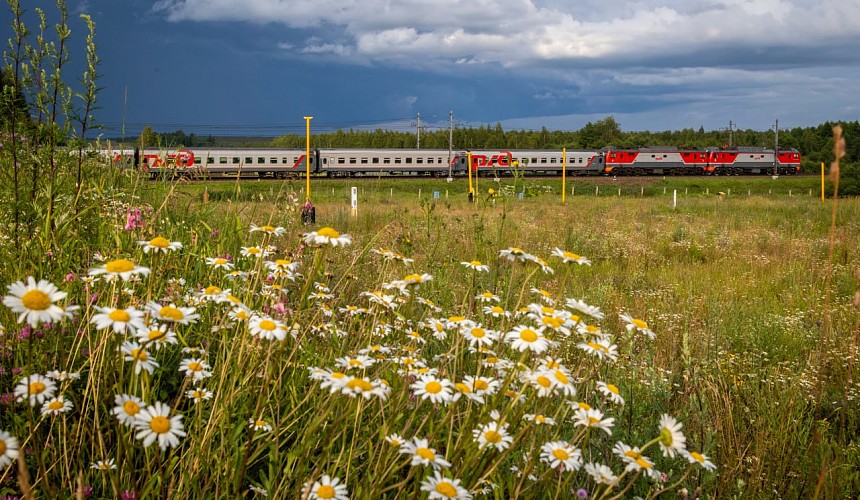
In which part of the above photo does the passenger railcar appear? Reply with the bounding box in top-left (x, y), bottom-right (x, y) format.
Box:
top-left (106, 145), bottom-right (802, 178)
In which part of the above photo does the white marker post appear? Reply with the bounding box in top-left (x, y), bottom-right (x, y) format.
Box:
top-left (673, 189), bottom-right (677, 209)
top-left (351, 186), bottom-right (358, 217)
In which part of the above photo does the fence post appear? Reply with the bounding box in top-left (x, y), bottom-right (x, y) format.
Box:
top-left (673, 189), bottom-right (677, 209)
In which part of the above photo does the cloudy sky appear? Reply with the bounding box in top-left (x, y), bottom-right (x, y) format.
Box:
top-left (35, 0), bottom-right (860, 137)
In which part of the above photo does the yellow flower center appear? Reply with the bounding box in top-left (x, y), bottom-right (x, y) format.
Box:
top-left (404, 274), bottom-right (421, 282)
top-left (536, 376), bottom-right (552, 388)
top-left (159, 306), bottom-right (184, 321)
top-left (552, 448), bottom-right (570, 461)
top-left (105, 259), bottom-right (135, 273)
top-left (246, 247), bottom-right (261, 254)
top-left (484, 430), bottom-right (502, 443)
top-left (150, 416), bottom-right (171, 434)
top-left (123, 401), bottom-right (140, 415)
top-left (416, 447), bottom-right (436, 461)
top-left (554, 371), bottom-right (569, 384)
top-left (330, 372), bottom-right (346, 379)
top-left (21, 289), bottom-right (51, 310)
top-left (435, 482), bottom-right (458, 498)
top-left (519, 329), bottom-right (538, 342)
top-left (346, 378), bottom-right (373, 392)
top-left (109, 309), bottom-right (131, 322)
top-left (587, 341), bottom-right (607, 352)
top-left (29, 381), bottom-right (47, 395)
top-left (470, 260), bottom-right (482, 266)
top-left (149, 237), bottom-right (170, 248)
top-left (588, 416), bottom-right (600, 425)
top-left (545, 360), bottom-right (560, 369)
top-left (192, 391), bottom-right (204, 398)
top-left (148, 329), bottom-right (167, 341)
top-left (131, 349), bottom-right (147, 361)
top-left (255, 420), bottom-right (267, 428)
top-left (260, 225), bottom-right (275, 233)
top-left (491, 306), bottom-right (504, 314)
top-left (636, 457), bottom-right (652, 469)
top-left (473, 379), bottom-right (489, 391)
top-left (455, 382), bottom-right (471, 394)
top-left (259, 320), bottom-right (276, 331)
top-left (205, 285), bottom-right (222, 295)
top-left (316, 485), bottom-right (335, 499)
top-left (187, 362), bottom-right (202, 372)
top-left (632, 318), bottom-right (649, 329)
top-left (471, 328), bottom-right (486, 338)
top-left (213, 258), bottom-right (227, 265)
top-left (564, 251), bottom-right (580, 260)
top-left (624, 450), bottom-right (641, 459)
top-left (542, 316), bottom-right (563, 329)
top-left (48, 400), bottom-right (64, 411)
top-left (578, 402), bottom-right (591, 410)
top-left (0, 441), bottom-right (6, 454)
top-left (606, 384), bottom-right (619, 394)
top-left (535, 415), bottom-right (546, 423)
top-left (425, 381), bottom-right (443, 394)
top-left (317, 227), bottom-right (340, 238)
top-left (659, 428), bottom-right (674, 446)
top-left (690, 451), bottom-right (705, 463)
top-left (448, 316), bottom-right (465, 322)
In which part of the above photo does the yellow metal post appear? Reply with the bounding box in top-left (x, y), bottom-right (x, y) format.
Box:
top-left (562, 148), bottom-right (567, 204)
top-left (467, 152), bottom-right (474, 201)
top-left (304, 116), bottom-right (313, 202)
top-left (821, 162), bottom-right (825, 202)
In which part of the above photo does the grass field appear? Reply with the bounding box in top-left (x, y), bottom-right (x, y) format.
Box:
top-left (1, 172), bottom-right (857, 498)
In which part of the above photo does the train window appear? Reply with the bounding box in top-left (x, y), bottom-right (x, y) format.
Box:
top-left (270, 157), bottom-right (278, 164)
top-left (531, 157), bottom-right (538, 163)
top-left (416, 158), bottom-right (423, 164)
top-left (194, 158), bottom-right (202, 165)
top-left (540, 158), bottom-right (547, 164)
top-left (207, 157), bottom-right (214, 164)
top-left (394, 158), bottom-right (402, 164)
top-left (383, 158), bottom-right (390, 164)
top-left (663, 155), bottom-right (667, 158)
top-left (219, 157), bottom-right (227, 164)
top-left (245, 157), bottom-right (252, 163)
top-left (406, 158), bottom-right (413, 164)
top-left (372, 158), bottom-right (379, 163)
top-left (349, 158), bottom-right (357, 164)
top-left (233, 157), bottom-right (240, 164)
top-left (578, 158), bottom-right (582, 163)
top-left (282, 157), bottom-right (288, 164)
top-left (427, 158), bottom-right (433, 164)
top-left (338, 158), bottom-right (345, 164)
top-left (550, 157), bottom-right (556, 164)
top-left (360, 158), bottom-right (368, 164)
top-left (257, 157), bottom-right (265, 164)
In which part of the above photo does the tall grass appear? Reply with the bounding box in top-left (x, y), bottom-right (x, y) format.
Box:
top-left (0, 165), bottom-right (857, 498)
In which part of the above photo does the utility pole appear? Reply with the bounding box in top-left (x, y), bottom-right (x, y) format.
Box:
top-left (414, 113), bottom-right (421, 149)
top-left (727, 120), bottom-right (734, 148)
top-left (447, 111), bottom-right (454, 179)
top-left (773, 119), bottom-right (779, 176)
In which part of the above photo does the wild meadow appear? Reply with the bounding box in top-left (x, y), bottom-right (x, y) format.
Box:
top-left (0, 161), bottom-right (858, 499)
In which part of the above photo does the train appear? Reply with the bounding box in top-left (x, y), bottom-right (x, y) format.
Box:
top-left (106, 146), bottom-right (802, 178)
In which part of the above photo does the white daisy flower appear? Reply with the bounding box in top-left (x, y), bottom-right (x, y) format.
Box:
top-left (306, 475), bottom-right (349, 500)
top-left (89, 259), bottom-right (151, 281)
top-left (14, 374), bottom-right (57, 406)
top-left (683, 450), bottom-right (717, 471)
top-left (565, 298), bottom-right (604, 320)
top-left (145, 301), bottom-right (199, 325)
top-left (573, 407), bottom-right (615, 435)
top-left (551, 247), bottom-right (591, 265)
top-left (249, 418), bottom-right (273, 432)
top-left (584, 462), bottom-right (618, 485)
top-left (178, 358), bottom-right (212, 381)
top-left (138, 237), bottom-right (182, 253)
top-left (248, 314), bottom-right (287, 341)
top-left (399, 438), bottom-right (451, 469)
top-left (0, 430), bottom-right (20, 468)
top-left (619, 312), bottom-right (655, 340)
top-left (120, 341), bottom-right (159, 375)
top-left (134, 401), bottom-right (186, 451)
top-left (249, 224), bottom-right (286, 236)
top-left (186, 387), bottom-right (213, 404)
top-left (420, 471), bottom-right (472, 499)
top-left (90, 458), bottom-right (117, 470)
top-left (658, 414), bottom-right (687, 458)
top-left (135, 324), bottom-right (178, 350)
top-left (596, 381), bottom-right (624, 405)
top-left (113, 394), bottom-right (145, 427)
top-left (411, 375), bottom-right (454, 405)
top-left (40, 395), bottom-right (74, 416)
top-left (472, 421), bottom-right (513, 452)
top-left (91, 306), bottom-right (146, 334)
top-left (3, 277), bottom-right (68, 327)
top-left (505, 325), bottom-right (552, 353)
top-left (302, 227), bottom-right (352, 247)
top-left (461, 260), bottom-right (489, 272)
top-left (540, 441), bottom-right (582, 471)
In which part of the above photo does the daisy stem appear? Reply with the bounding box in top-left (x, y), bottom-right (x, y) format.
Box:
top-left (298, 247), bottom-right (325, 312)
top-left (602, 469), bottom-right (642, 500)
top-left (646, 466), bottom-right (692, 500)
